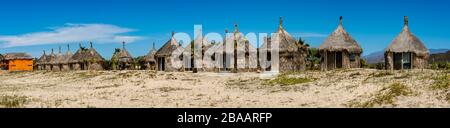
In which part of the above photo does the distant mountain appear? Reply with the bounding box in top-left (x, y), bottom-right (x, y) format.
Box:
top-left (363, 49), bottom-right (449, 64)
top-left (362, 51), bottom-right (385, 64)
top-left (429, 50), bottom-right (450, 63)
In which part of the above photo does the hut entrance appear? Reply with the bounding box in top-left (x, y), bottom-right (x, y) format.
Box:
top-left (335, 52), bottom-right (343, 68)
top-left (158, 57), bottom-right (165, 71)
top-left (393, 52), bottom-right (412, 70)
top-left (326, 51), bottom-right (343, 69)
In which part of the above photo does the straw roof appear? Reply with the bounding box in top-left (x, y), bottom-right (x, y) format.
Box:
top-left (319, 16), bottom-right (362, 53)
top-left (47, 49), bottom-right (56, 64)
top-left (70, 42), bottom-right (104, 63)
top-left (111, 41), bottom-right (133, 63)
top-left (261, 17), bottom-right (303, 52)
top-left (54, 46), bottom-right (64, 64)
top-left (37, 51), bottom-right (48, 64)
top-left (385, 16), bottom-right (429, 57)
top-left (63, 44), bottom-right (73, 64)
top-left (3, 53), bottom-right (33, 60)
top-left (155, 32), bottom-right (182, 57)
top-left (143, 42), bottom-right (157, 62)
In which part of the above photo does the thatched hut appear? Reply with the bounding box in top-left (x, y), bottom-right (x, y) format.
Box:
top-left (52, 46), bottom-right (64, 71)
top-left (35, 50), bottom-right (47, 70)
top-left (69, 42), bottom-right (105, 70)
top-left (260, 17), bottom-right (308, 72)
top-left (61, 44), bottom-right (73, 71)
top-left (142, 42), bottom-right (157, 70)
top-left (319, 16), bottom-right (362, 70)
top-left (155, 32), bottom-right (184, 72)
top-left (45, 49), bottom-right (56, 70)
top-left (384, 16), bottom-right (429, 70)
top-left (213, 29), bottom-right (234, 72)
top-left (226, 23), bottom-right (258, 72)
top-left (111, 41), bottom-right (134, 70)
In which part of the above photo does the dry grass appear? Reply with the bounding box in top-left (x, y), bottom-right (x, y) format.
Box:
top-left (264, 73), bottom-right (314, 86)
top-left (347, 82), bottom-right (412, 108)
top-left (430, 73), bottom-right (450, 91)
top-left (0, 95), bottom-right (28, 108)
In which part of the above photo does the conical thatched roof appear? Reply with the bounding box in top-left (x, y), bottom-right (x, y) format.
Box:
top-left (319, 16), bottom-right (362, 53)
top-left (37, 50), bottom-right (47, 65)
top-left (111, 41), bottom-right (133, 63)
top-left (63, 44), bottom-right (73, 64)
top-left (47, 49), bottom-right (56, 64)
top-left (221, 23), bottom-right (256, 53)
top-left (385, 16), bottom-right (429, 57)
top-left (55, 46), bottom-right (64, 64)
top-left (261, 17), bottom-right (303, 52)
top-left (143, 42), bottom-right (157, 62)
top-left (155, 32), bottom-right (182, 57)
top-left (70, 42), bottom-right (104, 63)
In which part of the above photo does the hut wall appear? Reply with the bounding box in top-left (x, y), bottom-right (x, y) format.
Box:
top-left (349, 53), bottom-right (361, 68)
top-left (62, 64), bottom-right (71, 71)
top-left (45, 64), bottom-right (52, 70)
top-left (412, 54), bottom-right (428, 69)
top-left (385, 52), bottom-right (394, 70)
top-left (157, 56), bottom-right (182, 72)
top-left (87, 62), bottom-right (103, 70)
top-left (279, 51), bottom-right (306, 72)
top-left (72, 63), bottom-right (81, 70)
top-left (53, 65), bottom-right (61, 71)
top-left (342, 51), bottom-right (350, 69)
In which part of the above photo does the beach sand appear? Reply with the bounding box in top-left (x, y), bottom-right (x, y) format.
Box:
top-left (0, 69), bottom-right (449, 108)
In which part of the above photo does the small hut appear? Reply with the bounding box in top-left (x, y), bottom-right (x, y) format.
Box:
top-left (52, 46), bottom-right (64, 71)
top-left (213, 29), bottom-right (233, 72)
top-left (70, 44), bottom-right (86, 70)
top-left (142, 42), bottom-right (157, 70)
top-left (111, 41), bottom-right (134, 70)
top-left (226, 23), bottom-right (258, 72)
top-left (260, 17), bottom-right (308, 72)
top-left (1, 53), bottom-right (33, 71)
top-left (45, 49), bottom-right (56, 70)
top-left (155, 32), bottom-right (184, 72)
top-left (61, 44), bottom-right (73, 71)
top-left (35, 50), bottom-right (47, 70)
top-left (319, 16), bottom-right (362, 70)
top-left (384, 16), bottom-right (429, 70)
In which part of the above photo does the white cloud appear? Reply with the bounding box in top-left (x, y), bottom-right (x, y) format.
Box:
top-left (0, 23), bottom-right (142, 48)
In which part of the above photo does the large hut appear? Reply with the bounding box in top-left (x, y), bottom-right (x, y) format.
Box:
top-left (69, 42), bottom-right (105, 70)
top-left (142, 42), bottom-right (157, 70)
top-left (61, 44), bottom-right (73, 71)
top-left (155, 32), bottom-right (184, 72)
top-left (260, 17), bottom-right (308, 72)
top-left (384, 16), bottom-right (429, 70)
top-left (319, 16), bottom-right (363, 70)
top-left (111, 41), bottom-right (134, 70)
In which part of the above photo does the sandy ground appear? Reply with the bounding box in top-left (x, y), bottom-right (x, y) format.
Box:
top-left (0, 69), bottom-right (449, 108)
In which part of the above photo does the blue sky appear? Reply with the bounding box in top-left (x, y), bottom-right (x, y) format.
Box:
top-left (0, 0), bottom-right (449, 58)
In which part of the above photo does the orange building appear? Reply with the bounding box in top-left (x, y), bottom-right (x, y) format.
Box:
top-left (0, 53), bottom-right (34, 71)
